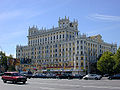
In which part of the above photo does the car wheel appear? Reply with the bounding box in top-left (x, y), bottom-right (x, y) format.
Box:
top-left (95, 77), bottom-right (98, 80)
top-left (28, 77), bottom-right (31, 79)
top-left (109, 78), bottom-right (112, 80)
top-left (3, 80), bottom-right (7, 83)
top-left (12, 81), bottom-right (17, 84)
top-left (84, 78), bottom-right (88, 80)
top-left (23, 81), bottom-right (26, 84)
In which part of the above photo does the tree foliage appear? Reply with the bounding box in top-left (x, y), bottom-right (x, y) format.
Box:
top-left (114, 47), bottom-right (120, 73)
top-left (0, 51), bottom-right (15, 72)
top-left (97, 51), bottom-right (115, 75)
top-left (8, 65), bottom-right (16, 71)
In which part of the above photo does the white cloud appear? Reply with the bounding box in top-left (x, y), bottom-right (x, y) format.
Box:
top-left (0, 9), bottom-right (45, 22)
top-left (88, 13), bottom-right (120, 22)
top-left (0, 30), bottom-right (26, 44)
top-left (0, 10), bottom-right (22, 20)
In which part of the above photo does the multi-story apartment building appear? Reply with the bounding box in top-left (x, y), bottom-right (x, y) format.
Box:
top-left (16, 16), bottom-right (117, 74)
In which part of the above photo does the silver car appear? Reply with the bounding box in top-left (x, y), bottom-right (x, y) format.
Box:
top-left (83, 74), bottom-right (102, 80)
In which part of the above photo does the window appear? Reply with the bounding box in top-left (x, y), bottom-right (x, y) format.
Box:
top-left (55, 49), bottom-right (57, 52)
top-left (81, 51), bottom-right (83, 55)
top-left (81, 57), bottom-right (83, 60)
top-left (60, 35), bottom-right (61, 39)
top-left (81, 46), bottom-right (83, 49)
top-left (66, 34), bottom-right (68, 38)
top-left (66, 48), bottom-right (68, 51)
top-left (55, 54), bottom-right (57, 57)
top-left (56, 44), bottom-right (57, 47)
top-left (59, 44), bottom-right (61, 47)
top-left (70, 23), bottom-right (73, 27)
top-left (69, 43), bottom-right (71, 46)
top-left (76, 57), bottom-right (78, 60)
top-left (70, 35), bottom-right (71, 39)
top-left (59, 49), bottom-right (61, 52)
top-left (81, 40), bottom-right (83, 44)
top-left (73, 47), bottom-right (75, 50)
top-left (45, 38), bottom-right (47, 41)
top-left (81, 62), bottom-right (83, 66)
top-left (63, 34), bottom-right (64, 38)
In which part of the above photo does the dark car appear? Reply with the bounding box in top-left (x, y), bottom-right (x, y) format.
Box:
top-left (0, 73), bottom-right (4, 76)
top-left (108, 74), bottom-right (120, 80)
top-left (1, 72), bottom-right (27, 84)
top-left (32, 73), bottom-right (46, 78)
top-left (103, 74), bottom-right (109, 77)
top-left (24, 70), bottom-right (33, 79)
top-left (72, 74), bottom-right (83, 79)
top-left (58, 74), bottom-right (73, 79)
top-left (20, 72), bottom-right (28, 76)
top-left (46, 73), bottom-right (56, 79)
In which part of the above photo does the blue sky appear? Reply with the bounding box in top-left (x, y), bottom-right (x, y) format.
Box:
top-left (0, 0), bottom-right (120, 57)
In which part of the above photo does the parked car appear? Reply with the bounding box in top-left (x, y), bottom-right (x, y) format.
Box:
top-left (0, 73), bottom-right (4, 76)
top-left (32, 73), bottom-right (46, 78)
top-left (72, 74), bottom-right (83, 79)
top-left (108, 74), bottom-right (120, 80)
top-left (58, 73), bottom-right (73, 79)
top-left (20, 72), bottom-right (28, 76)
top-left (1, 72), bottom-right (27, 84)
top-left (46, 73), bottom-right (56, 79)
top-left (83, 74), bottom-right (102, 80)
top-left (103, 74), bottom-right (109, 77)
top-left (21, 70), bottom-right (33, 79)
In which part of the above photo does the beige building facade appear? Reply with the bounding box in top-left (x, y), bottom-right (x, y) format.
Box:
top-left (16, 16), bottom-right (117, 74)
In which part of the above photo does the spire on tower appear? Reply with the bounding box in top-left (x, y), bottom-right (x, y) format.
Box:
top-left (59, 17), bottom-right (60, 21)
top-left (29, 26), bottom-right (30, 29)
top-left (65, 16), bottom-right (66, 20)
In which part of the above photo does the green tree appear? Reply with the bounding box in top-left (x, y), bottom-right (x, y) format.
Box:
top-left (0, 51), bottom-right (15, 72)
top-left (8, 65), bottom-right (16, 71)
top-left (114, 47), bottom-right (120, 74)
top-left (97, 51), bottom-right (115, 75)
top-left (0, 51), bottom-right (8, 72)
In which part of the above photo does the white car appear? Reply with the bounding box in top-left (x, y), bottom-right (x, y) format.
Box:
top-left (83, 74), bottom-right (102, 80)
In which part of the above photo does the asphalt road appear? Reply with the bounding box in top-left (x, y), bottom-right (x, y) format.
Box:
top-left (0, 77), bottom-right (120, 90)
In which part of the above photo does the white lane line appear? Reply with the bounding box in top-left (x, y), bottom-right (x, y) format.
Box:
top-left (26, 85), bottom-right (56, 90)
top-left (31, 82), bottom-right (81, 87)
top-left (0, 82), bottom-right (57, 90)
top-left (82, 85), bottom-right (120, 90)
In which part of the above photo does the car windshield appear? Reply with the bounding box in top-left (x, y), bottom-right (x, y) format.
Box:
top-left (12, 73), bottom-right (21, 76)
top-left (114, 74), bottom-right (120, 77)
top-left (4, 73), bottom-right (21, 76)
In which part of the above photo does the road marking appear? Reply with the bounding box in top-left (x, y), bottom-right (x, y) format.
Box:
top-left (82, 85), bottom-right (120, 90)
top-left (31, 82), bottom-right (81, 87)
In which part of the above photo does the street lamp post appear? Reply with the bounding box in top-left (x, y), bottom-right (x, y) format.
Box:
top-left (73, 54), bottom-right (76, 75)
top-left (0, 55), bottom-right (1, 72)
top-left (78, 55), bottom-right (81, 74)
top-left (87, 49), bottom-right (90, 74)
top-left (73, 54), bottom-right (76, 70)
